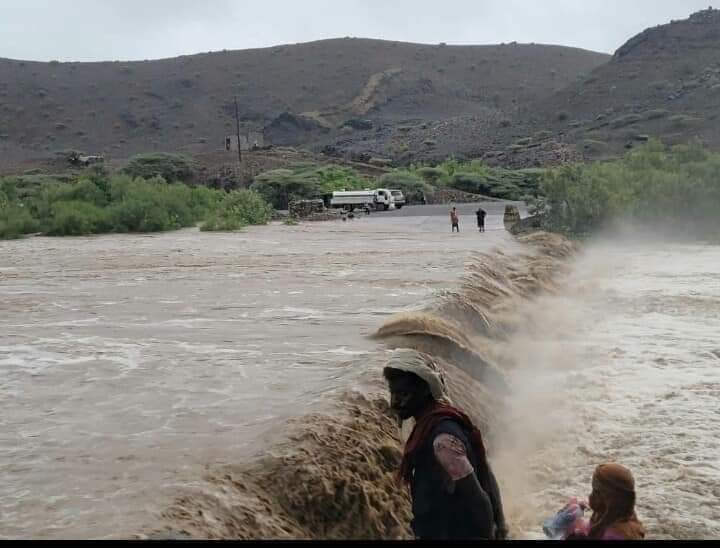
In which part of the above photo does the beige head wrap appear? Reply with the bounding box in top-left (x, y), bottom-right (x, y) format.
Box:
top-left (383, 349), bottom-right (451, 403)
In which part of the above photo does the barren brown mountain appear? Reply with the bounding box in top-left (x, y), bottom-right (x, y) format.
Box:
top-left (328, 8), bottom-right (720, 167)
top-left (529, 8), bottom-right (720, 159)
top-left (0, 38), bottom-right (607, 169)
top-left (3, 10), bottom-right (718, 172)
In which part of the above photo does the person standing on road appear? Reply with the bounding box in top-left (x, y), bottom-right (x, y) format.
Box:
top-left (450, 207), bottom-right (460, 233)
top-left (476, 208), bottom-right (486, 233)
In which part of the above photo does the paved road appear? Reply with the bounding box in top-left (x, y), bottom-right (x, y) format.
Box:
top-left (371, 202), bottom-right (525, 217)
top-left (344, 201), bottom-right (528, 234)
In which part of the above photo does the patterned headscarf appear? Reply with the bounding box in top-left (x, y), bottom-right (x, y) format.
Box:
top-left (383, 349), bottom-right (451, 404)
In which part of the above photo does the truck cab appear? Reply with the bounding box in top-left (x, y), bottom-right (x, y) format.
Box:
top-left (390, 190), bottom-right (406, 209)
top-left (374, 189), bottom-right (395, 210)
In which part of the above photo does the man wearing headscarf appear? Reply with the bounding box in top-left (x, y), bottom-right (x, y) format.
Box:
top-left (383, 349), bottom-right (508, 540)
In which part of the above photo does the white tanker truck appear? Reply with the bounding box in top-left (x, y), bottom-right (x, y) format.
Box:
top-left (328, 188), bottom-right (405, 211)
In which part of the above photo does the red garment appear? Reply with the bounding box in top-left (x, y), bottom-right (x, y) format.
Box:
top-left (399, 402), bottom-right (487, 485)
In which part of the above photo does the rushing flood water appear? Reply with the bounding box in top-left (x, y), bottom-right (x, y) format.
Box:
top-left (0, 204), bottom-right (517, 539)
top-left (495, 239), bottom-right (720, 540)
top-left (1, 205), bottom-right (718, 539)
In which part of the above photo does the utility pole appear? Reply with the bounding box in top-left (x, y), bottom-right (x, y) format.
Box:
top-left (234, 96), bottom-right (242, 173)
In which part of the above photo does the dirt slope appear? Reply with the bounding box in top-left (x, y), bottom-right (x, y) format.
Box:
top-left (0, 38), bottom-right (607, 165)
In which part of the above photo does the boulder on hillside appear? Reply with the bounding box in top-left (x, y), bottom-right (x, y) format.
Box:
top-left (343, 118), bottom-right (374, 131)
top-left (264, 112), bottom-right (329, 146)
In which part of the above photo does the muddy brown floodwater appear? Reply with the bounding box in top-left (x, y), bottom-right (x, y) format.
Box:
top-left (0, 204), bottom-right (519, 539)
top-left (2, 204), bottom-right (718, 540)
top-left (496, 237), bottom-right (720, 540)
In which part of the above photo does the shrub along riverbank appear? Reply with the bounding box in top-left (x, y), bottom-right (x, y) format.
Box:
top-left (537, 140), bottom-right (720, 238)
top-left (3, 140), bottom-right (717, 240)
top-left (250, 159), bottom-right (544, 209)
top-left (0, 170), bottom-right (271, 239)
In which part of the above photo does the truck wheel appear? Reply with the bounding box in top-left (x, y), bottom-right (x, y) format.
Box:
top-left (396, 205), bottom-right (403, 210)
top-left (384, 204), bottom-right (389, 211)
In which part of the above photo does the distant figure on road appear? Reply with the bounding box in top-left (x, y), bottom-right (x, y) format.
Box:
top-left (476, 208), bottom-right (486, 233)
top-left (450, 207), bottom-right (460, 233)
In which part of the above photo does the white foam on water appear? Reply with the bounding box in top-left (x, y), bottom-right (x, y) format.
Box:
top-left (46, 318), bottom-right (101, 327)
top-left (495, 241), bottom-right (720, 540)
top-left (308, 347), bottom-right (368, 356)
top-left (175, 342), bottom-right (262, 357)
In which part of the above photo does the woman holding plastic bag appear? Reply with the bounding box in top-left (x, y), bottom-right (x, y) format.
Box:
top-left (544, 463), bottom-right (646, 541)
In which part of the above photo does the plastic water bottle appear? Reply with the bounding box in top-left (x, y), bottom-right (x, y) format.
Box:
top-left (543, 498), bottom-right (586, 540)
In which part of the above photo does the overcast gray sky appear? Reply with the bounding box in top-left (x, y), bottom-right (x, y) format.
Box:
top-left (0, 0), bottom-right (712, 62)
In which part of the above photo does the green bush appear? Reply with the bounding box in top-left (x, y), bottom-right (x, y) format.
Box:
top-left (416, 166), bottom-right (446, 185)
top-left (445, 167), bottom-right (539, 201)
top-left (251, 169), bottom-right (321, 210)
top-left (378, 171), bottom-right (431, 203)
top-left (315, 166), bottom-right (369, 194)
top-left (188, 186), bottom-right (224, 219)
top-left (390, 159), bottom-right (543, 202)
top-left (0, 169), bottom-right (247, 239)
top-left (435, 158), bottom-right (462, 178)
top-left (486, 185), bottom-right (519, 200)
top-left (201, 190), bottom-right (272, 231)
top-left (449, 172), bottom-right (491, 194)
top-left (108, 177), bottom-right (195, 232)
top-left (47, 200), bottom-right (110, 236)
top-left (108, 194), bottom-right (176, 232)
top-left (541, 139), bottom-right (720, 237)
top-left (55, 179), bottom-right (109, 206)
top-left (250, 159), bottom-right (548, 208)
top-left (0, 205), bottom-right (39, 239)
top-left (250, 165), bottom-right (368, 209)
top-left (122, 153), bottom-right (198, 182)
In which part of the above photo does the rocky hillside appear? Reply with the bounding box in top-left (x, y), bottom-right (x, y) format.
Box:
top-left (3, 12), bottom-right (720, 173)
top-left (0, 38), bottom-right (607, 167)
top-left (529, 8), bottom-right (720, 159)
top-left (320, 9), bottom-right (720, 168)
